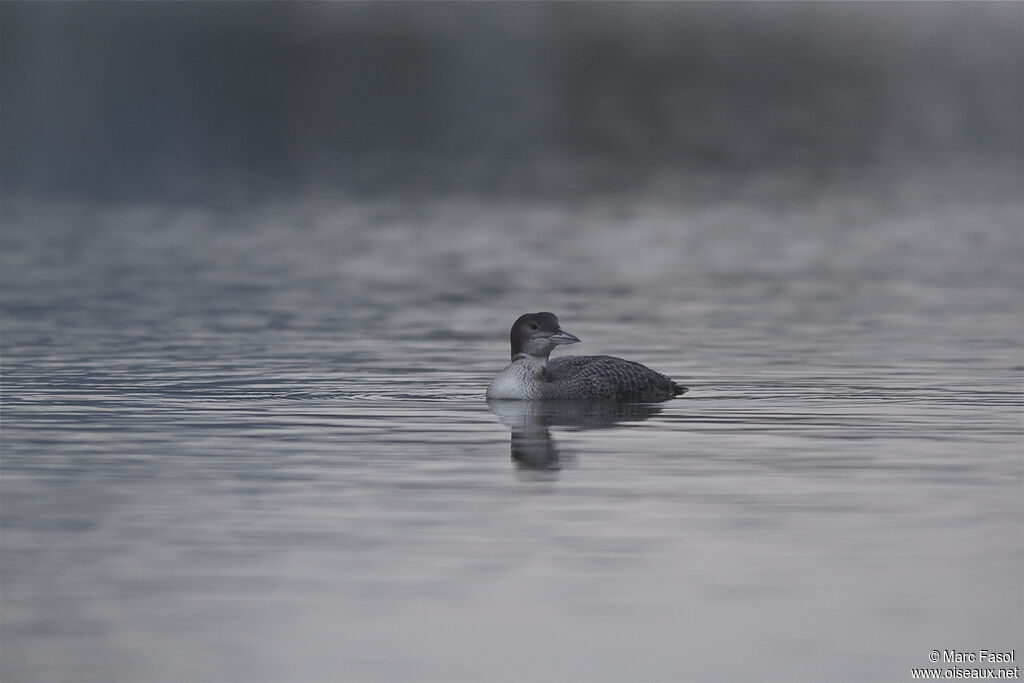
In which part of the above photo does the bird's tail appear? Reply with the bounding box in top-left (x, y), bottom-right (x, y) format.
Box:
top-left (672, 382), bottom-right (688, 396)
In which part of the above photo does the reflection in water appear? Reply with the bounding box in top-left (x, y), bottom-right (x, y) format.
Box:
top-left (487, 399), bottom-right (663, 471)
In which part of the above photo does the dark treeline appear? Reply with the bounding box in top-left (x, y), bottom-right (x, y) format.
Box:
top-left (2, 2), bottom-right (1021, 199)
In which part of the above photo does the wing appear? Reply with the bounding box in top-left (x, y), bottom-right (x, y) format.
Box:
top-left (547, 355), bottom-right (681, 402)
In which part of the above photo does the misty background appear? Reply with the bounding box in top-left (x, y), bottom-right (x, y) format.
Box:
top-left (3, 1), bottom-right (1021, 200)
top-left (2, 4), bottom-right (1022, 682)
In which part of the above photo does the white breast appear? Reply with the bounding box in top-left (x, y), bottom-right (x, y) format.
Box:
top-left (486, 361), bottom-right (543, 399)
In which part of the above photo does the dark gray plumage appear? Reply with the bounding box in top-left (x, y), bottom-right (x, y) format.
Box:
top-left (547, 355), bottom-right (686, 402)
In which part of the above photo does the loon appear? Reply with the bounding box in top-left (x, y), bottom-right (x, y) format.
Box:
top-left (486, 312), bottom-right (687, 402)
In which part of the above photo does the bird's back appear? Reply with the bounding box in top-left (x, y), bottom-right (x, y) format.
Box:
top-left (546, 355), bottom-right (685, 402)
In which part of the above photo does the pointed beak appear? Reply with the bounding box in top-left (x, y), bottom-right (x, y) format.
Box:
top-left (548, 328), bottom-right (580, 345)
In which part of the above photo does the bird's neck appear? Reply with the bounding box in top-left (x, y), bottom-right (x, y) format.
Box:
top-left (512, 351), bottom-right (549, 363)
top-left (510, 353), bottom-right (550, 379)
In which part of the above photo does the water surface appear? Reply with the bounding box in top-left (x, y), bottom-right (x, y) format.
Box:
top-left (2, 177), bottom-right (1021, 681)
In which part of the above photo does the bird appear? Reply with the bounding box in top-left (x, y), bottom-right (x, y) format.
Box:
top-left (486, 312), bottom-right (687, 402)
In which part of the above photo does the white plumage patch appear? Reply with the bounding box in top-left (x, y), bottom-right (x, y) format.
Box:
top-left (485, 359), bottom-right (545, 399)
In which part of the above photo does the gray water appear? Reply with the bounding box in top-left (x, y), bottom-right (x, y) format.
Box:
top-left (1, 171), bottom-right (1022, 682)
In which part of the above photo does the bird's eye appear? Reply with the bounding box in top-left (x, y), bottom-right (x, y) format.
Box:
top-left (528, 323), bottom-right (539, 331)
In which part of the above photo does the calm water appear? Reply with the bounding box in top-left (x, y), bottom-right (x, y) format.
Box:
top-left (2, 173), bottom-right (1022, 681)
